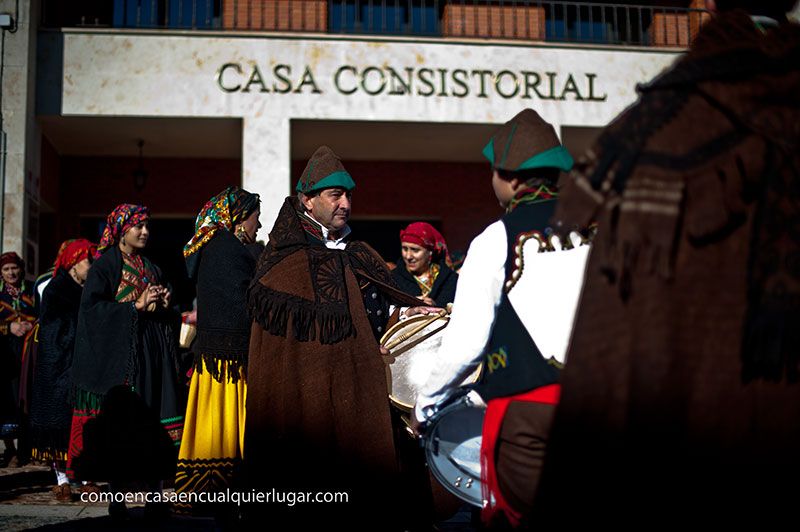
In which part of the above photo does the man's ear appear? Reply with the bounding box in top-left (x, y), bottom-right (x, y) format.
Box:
top-left (300, 193), bottom-right (315, 211)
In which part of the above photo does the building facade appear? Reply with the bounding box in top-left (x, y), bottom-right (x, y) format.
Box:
top-left (2, 0), bottom-right (797, 302)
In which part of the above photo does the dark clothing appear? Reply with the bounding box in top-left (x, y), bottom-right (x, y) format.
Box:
top-left (29, 270), bottom-right (81, 459)
top-left (72, 248), bottom-right (145, 398)
top-left (244, 197), bottom-right (420, 526)
top-left (496, 401), bottom-right (555, 520)
top-left (175, 227), bottom-right (257, 513)
top-left (536, 12), bottom-right (800, 525)
top-left (0, 282), bottom-right (35, 433)
top-left (193, 229), bottom-right (255, 381)
top-left (391, 259), bottom-right (458, 307)
top-left (68, 247), bottom-right (183, 481)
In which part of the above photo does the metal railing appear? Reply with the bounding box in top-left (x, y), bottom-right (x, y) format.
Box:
top-left (41, 1), bottom-right (712, 47)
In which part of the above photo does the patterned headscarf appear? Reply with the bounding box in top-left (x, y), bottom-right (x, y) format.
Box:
top-left (399, 222), bottom-right (453, 267)
top-left (184, 186), bottom-right (260, 278)
top-left (0, 252), bottom-right (23, 270)
top-left (53, 239), bottom-right (97, 277)
top-left (96, 204), bottom-right (150, 257)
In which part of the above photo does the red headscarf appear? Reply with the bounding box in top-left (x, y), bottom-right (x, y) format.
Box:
top-left (53, 239), bottom-right (97, 277)
top-left (399, 222), bottom-right (452, 267)
top-left (0, 251), bottom-right (23, 270)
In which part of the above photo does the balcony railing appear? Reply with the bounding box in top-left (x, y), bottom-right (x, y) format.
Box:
top-left (41, 1), bottom-right (713, 47)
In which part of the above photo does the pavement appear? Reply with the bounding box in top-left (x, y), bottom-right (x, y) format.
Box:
top-left (0, 462), bottom-right (218, 531)
top-left (0, 461), bottom-right (478, 531)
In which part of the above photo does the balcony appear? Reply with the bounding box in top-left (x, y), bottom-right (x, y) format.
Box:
top-left (41, 1), bottom-right (712, 47)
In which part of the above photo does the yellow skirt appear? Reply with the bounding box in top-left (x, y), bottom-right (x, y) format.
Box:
top-left (175, 359), bottom-right (246, 508)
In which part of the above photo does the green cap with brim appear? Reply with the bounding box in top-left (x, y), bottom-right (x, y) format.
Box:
top-left (482, 109), bottom-right (574, 173)
top-left (296, 146), bottom-right (356, 194)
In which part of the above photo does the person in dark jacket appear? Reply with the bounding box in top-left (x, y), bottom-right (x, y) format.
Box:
top-left (68, 204), bottom-right (183, 518)
top-left (534, 1), bottom-right (800, 527)
top-left (175, 185), bottom-right (260, 517)
top-left (413, 109), bottom-right (587, 529)
top-left (29, 239), bottom-right (96, 500)
top-left (391, 222), bottom-right (458, 307)
top-left (0, 251), bottom-right (36, 467)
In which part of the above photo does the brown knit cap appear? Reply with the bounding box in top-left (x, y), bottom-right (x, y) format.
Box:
top-left (296, 146), bottom-right (356, 194)
top-left (483, 109), bottom-right (573, 172)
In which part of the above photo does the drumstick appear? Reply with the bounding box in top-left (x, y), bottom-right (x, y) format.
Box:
top-left (383, 309), bottom-right (447, 351)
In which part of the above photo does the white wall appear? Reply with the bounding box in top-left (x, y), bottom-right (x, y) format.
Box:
top-left (46, 31), bottom-right (681, 235)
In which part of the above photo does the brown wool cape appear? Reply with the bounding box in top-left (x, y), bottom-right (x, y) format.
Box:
top-left (534, 11), bottom-right (800, 526)
top-left (243, 197), bottom-right (421, 524)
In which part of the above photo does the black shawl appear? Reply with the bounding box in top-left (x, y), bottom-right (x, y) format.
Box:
top-left (29, 269), bottom-right (82, 453)
top-left (71, 247), bottom-right (167, 403)
top-left (194, 229), bottom-right (256, 381)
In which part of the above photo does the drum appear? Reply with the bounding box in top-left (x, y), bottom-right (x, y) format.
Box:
top-left (423, 396), bottom-right (485, 508)
top-left (380, 312), bottom-right (448, 411)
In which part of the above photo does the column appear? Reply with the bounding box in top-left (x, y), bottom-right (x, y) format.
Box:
top-left (242, 116), bottom-right (291, 242)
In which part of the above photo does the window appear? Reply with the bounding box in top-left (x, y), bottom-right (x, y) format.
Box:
top-left (330, 1), bottom-right (440, 36)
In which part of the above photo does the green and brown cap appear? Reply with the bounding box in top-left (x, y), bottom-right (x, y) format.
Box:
top-left (296, 145), bottom-right (356, 194)
top-left (482, 109), bottom-right (573, 173)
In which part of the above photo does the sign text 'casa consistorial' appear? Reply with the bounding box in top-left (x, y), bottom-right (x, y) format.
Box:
top-left (215, 62), bottom-right (607, 102)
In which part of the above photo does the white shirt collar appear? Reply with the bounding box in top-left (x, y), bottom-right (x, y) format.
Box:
top-left (302, 212), bottom-right (352, 250)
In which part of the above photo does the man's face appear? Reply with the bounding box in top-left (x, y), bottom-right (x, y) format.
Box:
top-left (301, 187), bottom-right (352, 234)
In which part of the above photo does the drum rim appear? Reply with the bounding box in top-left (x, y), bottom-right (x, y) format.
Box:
top-left (379, 313), bottom-right (447, 346)
top-left (423, 397), bottom-right (485, 508)
top-left (381, 314), bottom-right (450, 411)
top-left (381, 314), bottom-right (484, 411)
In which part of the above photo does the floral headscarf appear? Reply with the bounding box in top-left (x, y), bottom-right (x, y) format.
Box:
top-left (183, 186), bottom-right (260, 278)
top-left (399, 222), bottom-right (453, 267)
top-left (96, 204), bottom-right (150, 257)
top-left (53, 239), bottom-right (97, 277)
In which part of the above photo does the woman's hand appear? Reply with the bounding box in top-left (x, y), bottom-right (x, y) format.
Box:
top-left (135, 285), bottom-right (161, 311)
top-left (159, 288), bottom-right (171, 308)
top-left (10, 321), bottom-right (32, 337)
top-left (182, 310), bottom-right (197, 325)
top-left (403, 306), bottom-right (443, 318)
top-left (418, 295), bottom-right (436, 306)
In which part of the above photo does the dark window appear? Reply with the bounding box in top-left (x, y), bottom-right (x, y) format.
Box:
top-left (112, 0), bottom-right (218, 29)
top-left (330, 1), bottom-right (440, 36)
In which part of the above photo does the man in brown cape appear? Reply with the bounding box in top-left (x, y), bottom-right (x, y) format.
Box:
top-left (534, 0), bottom-right (800, 526)
top-left (243, 146), bottom-right (427, 527)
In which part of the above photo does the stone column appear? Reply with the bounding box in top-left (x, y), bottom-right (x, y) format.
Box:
top-left (242, 116), bottom-right (291, 242)
top-left (0, 0), bottom-right (38, 270)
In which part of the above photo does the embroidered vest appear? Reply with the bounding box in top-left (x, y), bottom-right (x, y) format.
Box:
top-left (474, 200), bottom-right (590, 401)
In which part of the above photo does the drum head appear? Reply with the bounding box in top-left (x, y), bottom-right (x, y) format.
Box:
top-left (424, 399), bottom-right (485, 508)
top-left (380, 314), bottom-right (449, 411)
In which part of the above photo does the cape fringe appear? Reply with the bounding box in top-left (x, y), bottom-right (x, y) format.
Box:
top-left (248, 284), bottom-right (356, 345)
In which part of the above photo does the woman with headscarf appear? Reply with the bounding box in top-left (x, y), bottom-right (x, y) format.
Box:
top-left (67, 204), bottom-right (183, 517)
top-left (392, 222), bottom-right (458, 307)
top-left (28, 239), bottom-right (95, 500)
top-left (0, 252), bottom-right (35, 466)
top-left (175, 186), bottom-right (260, 517)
